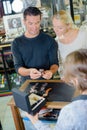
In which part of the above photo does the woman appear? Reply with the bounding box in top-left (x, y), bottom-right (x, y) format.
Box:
top-left (52, 10), bottom-right (87, 64)
top-left (25, 49), bottom-right (87, 130)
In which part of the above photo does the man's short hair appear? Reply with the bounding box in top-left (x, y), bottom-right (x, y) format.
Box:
top-left (23, 6), bottom-right (42, 19)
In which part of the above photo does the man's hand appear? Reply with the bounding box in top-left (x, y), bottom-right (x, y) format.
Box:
top-left (29, 68), bottom-right (41, 79)
top-left (42, 70), bottom-right (53, 79)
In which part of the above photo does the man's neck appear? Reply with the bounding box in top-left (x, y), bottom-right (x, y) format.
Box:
top-left (24, 32), bottom-right (39, 38)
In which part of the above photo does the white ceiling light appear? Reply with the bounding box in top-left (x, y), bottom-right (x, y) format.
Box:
top-left (12, 0), bottom-right (23, 13)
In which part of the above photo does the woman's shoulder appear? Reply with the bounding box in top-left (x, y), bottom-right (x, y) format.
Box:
top-left (60, 99), bottom-right (87, 115)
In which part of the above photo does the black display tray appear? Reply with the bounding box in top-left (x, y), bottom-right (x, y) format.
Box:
top-left (24, 82), bottom-right (75, 102)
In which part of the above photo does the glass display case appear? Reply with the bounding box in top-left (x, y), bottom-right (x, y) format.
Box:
top-left (41, 0), bottom-right (87, 26)
top-left (65, 0), bottom-right (87, 26)
top-left (0, 44), bottom-right (22, 93)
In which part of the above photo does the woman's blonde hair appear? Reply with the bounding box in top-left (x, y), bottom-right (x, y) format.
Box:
top-left (52, 10), bottom-right (76, 28)
top-left (64, 49), bottom-right (87, 91)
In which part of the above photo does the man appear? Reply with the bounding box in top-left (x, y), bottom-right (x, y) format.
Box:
top-left (11, 7), bottom-right (59, 83)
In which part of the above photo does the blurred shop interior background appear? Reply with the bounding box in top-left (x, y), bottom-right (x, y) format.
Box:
top-left (0, 0), bottom-right (87, 130)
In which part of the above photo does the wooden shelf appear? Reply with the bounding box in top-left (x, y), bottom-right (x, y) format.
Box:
top-left (0, 51), bottom-right (12, 56)
top-left (0, 68), bottom-right (15, 73)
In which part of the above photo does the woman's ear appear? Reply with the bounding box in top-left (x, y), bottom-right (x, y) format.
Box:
top-left (73, 77), bottom-right (78, 87)
top-left (71, 77), bottom-right (78, 87)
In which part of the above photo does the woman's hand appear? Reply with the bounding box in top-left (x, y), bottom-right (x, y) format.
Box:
top-left (25, 112), bottom-right (39, 124)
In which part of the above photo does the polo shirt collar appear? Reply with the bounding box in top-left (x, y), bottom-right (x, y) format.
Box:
top-left (72, 95), bottom-right (87, 102)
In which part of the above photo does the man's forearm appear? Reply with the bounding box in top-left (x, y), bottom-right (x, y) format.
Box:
top-left (18, 67), bottom-right (30, 76)
top-left (18, 65), bottom-right (58, 77)
top-left (50, 64), bottom-right (58, 74)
